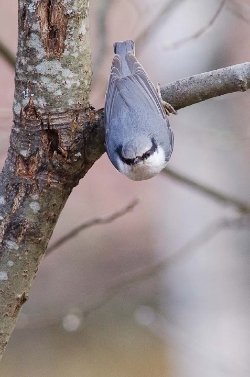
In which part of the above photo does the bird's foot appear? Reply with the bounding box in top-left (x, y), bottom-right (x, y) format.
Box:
top-left (157, 82), bottom-right (177, 116)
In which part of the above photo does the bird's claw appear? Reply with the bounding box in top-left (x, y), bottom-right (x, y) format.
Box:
top-left (157, 82), bottom-right (177, 116)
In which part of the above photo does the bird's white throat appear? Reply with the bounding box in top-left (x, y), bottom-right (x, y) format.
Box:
top-left (117, 145), bottom-right (166, 181)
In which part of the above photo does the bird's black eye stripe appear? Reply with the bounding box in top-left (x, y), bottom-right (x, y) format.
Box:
top-left (141, 138), bottom-right (157, 160)
top-left (122, 157), bottom-right (135, 165)
top-left (116, 138), bottom-right (157, 166)
top-left (116, 145), bottom-right (135, 165)
top-left (141, 150), bottom-right (151, 160)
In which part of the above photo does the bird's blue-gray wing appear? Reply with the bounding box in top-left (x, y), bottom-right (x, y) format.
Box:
top-left (105, 52), bottom-right (168, 123)
top-left (124, 52), bottom-right (167, 119)
top-left (105, 55), bottom-right (123, 124)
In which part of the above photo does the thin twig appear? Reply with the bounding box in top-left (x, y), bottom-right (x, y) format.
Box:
top-left (23, 219), bottom-right (221, 327)
top-left (82, 217), bottom-right (231, 317)
top-left (0, 40), bottom-right (15, 68)
top-left (16, 214), bottom-right (250, 328)
top-left (162, 167), bottom-right (250, 213)
top-left (163, 0), bottom-right (226, 50)
top-left (228, 0), bottom-right (250, 25)
top-left (46, 199), bottom-right (139, 255)
top-left (82, 214), bottom-right (250, 318)
top-left (93, 0), bottom-right (115, 73)
top-left (135, 0), bottom-right (185, 51)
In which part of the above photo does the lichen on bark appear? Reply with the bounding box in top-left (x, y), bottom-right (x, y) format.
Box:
top-left (14, 0), bottom-right (92, 115)
top-left (0, 0), bottom-right (103, 359)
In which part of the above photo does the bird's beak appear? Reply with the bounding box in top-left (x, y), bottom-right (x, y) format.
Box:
top-left (134, 157), bottom-right (141, 164)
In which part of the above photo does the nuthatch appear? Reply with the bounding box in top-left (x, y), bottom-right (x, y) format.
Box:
top-left (104, 40), bottom-right (174, 181)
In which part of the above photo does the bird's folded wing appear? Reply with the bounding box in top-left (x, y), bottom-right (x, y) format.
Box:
top-left (125, 52), bottom-right (166, 118)
top-left (105, 55), bottom-right (122, 122)
top-left (105, 53), bottom-right (167, 121)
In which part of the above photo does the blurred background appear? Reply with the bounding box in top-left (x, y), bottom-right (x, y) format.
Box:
top-left (1, 0), bottom-right (250, 376)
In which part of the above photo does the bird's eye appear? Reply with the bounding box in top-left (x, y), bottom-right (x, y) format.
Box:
top-left (121, 157), bottom-right (135, 165)
top-left (142, 151), bottom-right (151, 160)
top-left (142, 138), bottom-right (158, 160)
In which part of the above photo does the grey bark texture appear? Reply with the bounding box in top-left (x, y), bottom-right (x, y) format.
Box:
top-left (0, 0), bottom-right (104, 359)
top-left (161, 63), bottom-right (250, 110)
top-left (1, 0), bottom-right (250, 361)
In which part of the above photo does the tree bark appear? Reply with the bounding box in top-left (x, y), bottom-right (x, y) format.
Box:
top-left (0, 0), bottom-right (104, 359)
top-left (160, 63), bottom-right (250, 110)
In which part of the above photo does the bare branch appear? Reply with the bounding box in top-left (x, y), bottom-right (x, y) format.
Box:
top-left (46, 199), bottom-right (139, 254)
top-left (82, 217), bottom-right (230, 317)
top-left (162, 167), bottom-right (250, 213)
top-left (93, 0), bottom-right (115, 73)
top-left (228, 0), bottom-right (250, 25)
top-left (17, 214), bottom-right (250, 329)
top-left (135, 0), bottom-right (185, 51)
top-left (163, 0), bottom-right (226, 50)
top-left (160, 62), bottom-right (250, 110)
top-left (82, 212), bottom-right (250, 318)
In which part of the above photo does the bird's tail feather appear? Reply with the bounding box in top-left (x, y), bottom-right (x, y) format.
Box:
top-left (113, 40), bottom-right (135, 77)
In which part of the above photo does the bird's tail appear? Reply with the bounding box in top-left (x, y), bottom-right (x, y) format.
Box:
top-left (113, 40), bottom-right (135, 77)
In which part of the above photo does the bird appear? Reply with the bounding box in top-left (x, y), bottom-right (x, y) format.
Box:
top-left (104, 40), bottom-right (174, 181)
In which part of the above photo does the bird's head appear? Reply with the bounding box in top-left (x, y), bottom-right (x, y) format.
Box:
top-left (115, 137), bottom-right (168, 181)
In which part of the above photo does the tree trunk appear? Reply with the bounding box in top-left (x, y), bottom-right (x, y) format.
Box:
top-left (0, 0), bottom-right (104, 358)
